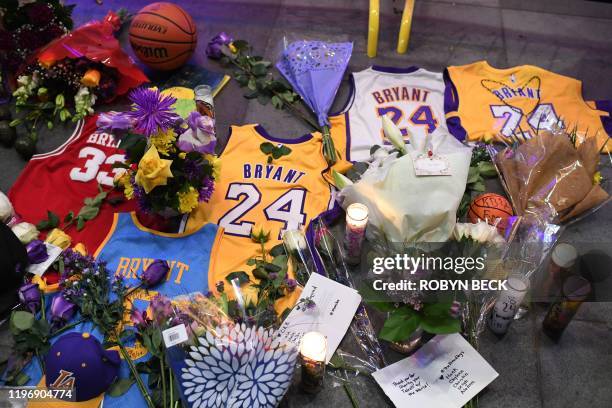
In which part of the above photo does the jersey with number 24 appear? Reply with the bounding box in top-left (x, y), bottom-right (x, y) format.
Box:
top-left (9, 115), bottom-right (134, 251)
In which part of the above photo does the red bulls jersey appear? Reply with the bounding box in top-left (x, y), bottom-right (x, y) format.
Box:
top-left (9, 115), bottom-right (134, 252)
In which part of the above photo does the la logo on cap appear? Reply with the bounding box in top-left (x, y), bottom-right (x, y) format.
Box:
top-left (49, 369), bottom-right (76, 389)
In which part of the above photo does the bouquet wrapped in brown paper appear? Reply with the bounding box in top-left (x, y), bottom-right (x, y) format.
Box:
top-left (492, 130), bottom-right (609, 223)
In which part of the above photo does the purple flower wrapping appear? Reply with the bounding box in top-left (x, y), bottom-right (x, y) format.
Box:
top-left (26, 239), bottom-right (49, 264)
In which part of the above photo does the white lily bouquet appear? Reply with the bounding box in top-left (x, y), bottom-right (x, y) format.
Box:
top-left (337, 117), bottom-right (472, 243)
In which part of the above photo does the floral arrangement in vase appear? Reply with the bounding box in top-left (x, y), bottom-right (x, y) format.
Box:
top-left (97, 87), bottom-right (220, 219)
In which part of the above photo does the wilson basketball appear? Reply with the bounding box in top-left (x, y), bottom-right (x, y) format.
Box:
top-left (468, 193), bottom-right (514, 227)
top-left (129, 2), bottom-right (197, 71)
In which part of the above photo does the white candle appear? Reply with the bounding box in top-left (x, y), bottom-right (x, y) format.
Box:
top-left (299, 331), bottom-right (327, 393)
top-left (489, 274), bottom-right (530, 335)
top-left (345, 203), bottom-right (369, 265)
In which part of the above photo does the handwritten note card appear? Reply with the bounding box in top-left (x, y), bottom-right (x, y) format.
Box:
top-left (372, 334), bottom-right (498, 408)
top-left (277, 273), bottom-right (361, 363)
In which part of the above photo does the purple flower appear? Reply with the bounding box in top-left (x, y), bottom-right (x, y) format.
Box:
top-left (183, 159), bottom-right (202, 181)
top-left (268, 272), bottom-right (278, 280)
top-left (177, 111), bottom-right (216, 154)
top-left (26, 240), bottom-right (49, 264)
top-left (140, 259), bottom-right (169, 287)
top-left (150, 295), bottom-right (173, 324)
top-left (206, 32), bottom-right (233, 60)
top-left (97, 111), bottom-right (135, 136)
top-left (18, 283), bottom-right (41, 313)
top-left (286, 278), bottom-right (297, 292)
top-left (127, 88), bottom-right (180, 137)
top-left (131, 308), bottom-right (150, 329)
top-left (198, 177), bottom-right (215, 203)
top-left (50, 295), bottom-right (77, 325)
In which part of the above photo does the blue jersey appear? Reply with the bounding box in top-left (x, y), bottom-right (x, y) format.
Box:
top-left (24, 212), bottom-right (221, 407)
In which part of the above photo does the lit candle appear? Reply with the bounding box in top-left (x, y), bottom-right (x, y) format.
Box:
top-left (299, 331), bottom-right (327, 393)
top-left (345, 203), bottom-right (369, 265)
top-left (488, 274), bottom-right (530, 336)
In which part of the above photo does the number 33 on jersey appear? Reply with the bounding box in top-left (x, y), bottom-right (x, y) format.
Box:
top-left (9, 115), bottom-right (134, 251)
top-left (185, 118), bottom-right (348, 302)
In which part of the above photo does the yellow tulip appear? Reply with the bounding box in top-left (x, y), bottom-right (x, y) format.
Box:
top-left (250, 224), bottom-right (270, 244)
top-left (135, 146), bottom-right (174, 193)
top-left (73, 243), bottom-right (88, 256)
top-left (45, 228), bottom-right (72, 250)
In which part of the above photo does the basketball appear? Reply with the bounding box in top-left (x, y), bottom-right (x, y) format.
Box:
top-left (468, 193), bottom-right (514, 227)
top-left (129, 2), bottom-right (197, 71)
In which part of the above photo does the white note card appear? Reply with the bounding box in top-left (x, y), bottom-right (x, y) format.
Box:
top-left (277, 273), bottom-right (361, 363)
top-left (372, 333), bottom-right (498, 408)
top-left (27, 243), bottom-right (63, 277)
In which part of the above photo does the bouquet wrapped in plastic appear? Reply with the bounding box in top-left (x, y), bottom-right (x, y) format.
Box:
top-left (9, 11), bottom-right (148, 158)
top-left (338, 119), bottom-right (472, 242)
top-left (490, 129), bottom-right (610, 223)
top-left (161, 293), bottom-right (299, 408)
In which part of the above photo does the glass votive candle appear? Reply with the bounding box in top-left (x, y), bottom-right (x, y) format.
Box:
top-left (344, 203), bottom-right (369, 265)
top-left (542, 275), bottom-right (591, 341)
top-left (540, 243), bottom-right (578, 301)
top-left (489, 273), bottom-right (530, 336)
top-left (299, 331), bottom-right (327, 393)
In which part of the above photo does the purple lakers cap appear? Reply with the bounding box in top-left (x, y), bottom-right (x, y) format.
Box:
top-left (45, 332), bottom-right (120, 401)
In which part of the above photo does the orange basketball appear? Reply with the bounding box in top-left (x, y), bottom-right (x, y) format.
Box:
top-left (129, 2), bottom-right (197, 71)
top-left (468, 193), bottom-right (514, 227)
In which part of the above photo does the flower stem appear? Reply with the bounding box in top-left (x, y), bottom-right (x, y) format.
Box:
top-left (322, 125), bottom-right (337, 165)
top-left (260, 240), bottom-right (267, 263)
top-left (117, 339), bottom-right (155, 408)
top-left (169, 366), bottom-right (174, 408)
top-left (343, 383), bottom-right (359, 408)
top-left (50, 318), bottom-right (86, 338)
top-left (160, 357), bottom-right (167, 408)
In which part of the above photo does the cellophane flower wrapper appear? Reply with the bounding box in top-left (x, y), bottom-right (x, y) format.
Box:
top-left (488, 128), bottom-right (610, 224)
top-left (338, 129), bottom-right (472, 242)
top-left (275, 37), bottom-right (352, 128)
top-left (31, 11), bottom-right (148, 98)
top-left (163, 293), bottom-right (299, 408)
top-left (282, 228), bottom-right (318, 288)
top-left (308, 217), bottom-right (386, 372)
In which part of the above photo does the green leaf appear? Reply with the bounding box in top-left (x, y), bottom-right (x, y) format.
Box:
top-left (471, 180), bottom-right (486, 192)
top-left (232, 40), bottom-right (249, 51)
top-left (107, 378), bottom-right (135, 397)
top-left (260, 142), bottom-right (275, 155)
top-left (422, 302), bottom-right (453, 318)
top-left (251, 64), bottom-right (267, 77)
top-left (48, 210), bottom-right (60, 228)
top-left (93, 191), bottom-right (108, 206)
top-left (466, 166), bottom-right (480, 184)
top-left (257, 94), bottom-right (270, 105)
top-left (14, 372), bottom-right (30, 386)
top-left (152, 329), bottom-right (163, 351)
top-left (226, 271), bottom-right (250, 285)
top-left (379, 308), bottom-right (421, 342)
top-left (271, 149), bottom-right (283, 159)
top-left (477, 161), bottom-right (497, 178)
top-left (246, 258), bottom-right (257, 266)
top-left (244, 90), bottom-right (259, 99)
top-left (269, 244), bottom-right (286, 257)
top-left (9, 118), bottom-right (23, 127)
top-left (76, 217), bottom-right (85, 231)
top-left (271, 95), bottom-right (282, 109)
top-left (247, 77), bottom-right (257, 91)
top-left (10, 311), bottom-right (35, 332)
top-left (420, 314), bottom-right (461, 335)
top-left (278, 145), bottom-right (292, 156)
top-left (78, 205), bottom-right (99, 221)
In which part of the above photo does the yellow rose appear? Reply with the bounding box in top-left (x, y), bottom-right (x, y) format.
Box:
top-left (45, 228), bottom-right (72, 250)
top-left (135, 146), bottom-right (173, 193)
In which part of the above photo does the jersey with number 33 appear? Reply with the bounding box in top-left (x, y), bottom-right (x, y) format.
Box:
top-left (343, 66), bottom-right (454, 162)
top-left (9, 115), bottom-right (134, 251)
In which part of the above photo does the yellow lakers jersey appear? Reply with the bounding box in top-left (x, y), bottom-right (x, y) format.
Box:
top-left (186, 115), bottom-right (348, 307)
top-left (445, 61), bottom-right (611, 151)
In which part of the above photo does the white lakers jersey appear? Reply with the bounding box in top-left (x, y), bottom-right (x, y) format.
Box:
top-left (343, 66), bottom-right (454, 162)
